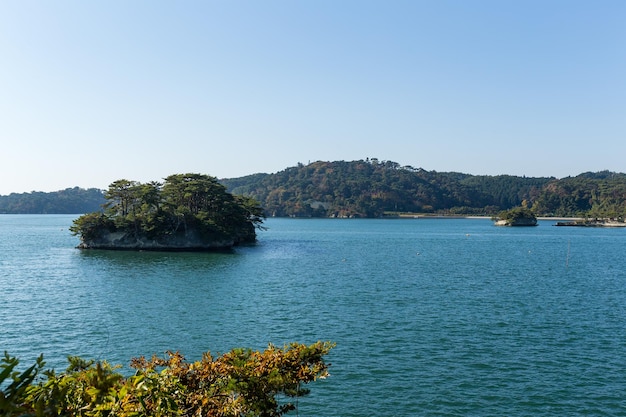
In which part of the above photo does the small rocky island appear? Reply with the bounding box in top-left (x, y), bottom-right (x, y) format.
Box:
top-left (493, 207), bottom-right (538, 227)
top-left (555, 219), bottom-right (626, 227)
top-left (70, 174), bottom-right (265, 251)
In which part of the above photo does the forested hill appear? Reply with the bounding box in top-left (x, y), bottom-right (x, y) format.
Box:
top-left (0, 187), bottom-right (105, 214)
top-left (2, 161), bottom-right (626, 217)
top-left (220, 159), bottom-right (626, 218)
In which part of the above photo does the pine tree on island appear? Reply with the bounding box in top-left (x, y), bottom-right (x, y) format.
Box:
top-left (70, 173), bottom-right (265, 250)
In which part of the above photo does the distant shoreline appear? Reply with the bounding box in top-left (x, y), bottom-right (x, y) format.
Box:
top-left (386, 214), bottom-right (583, 221)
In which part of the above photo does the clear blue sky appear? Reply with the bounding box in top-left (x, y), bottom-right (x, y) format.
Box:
top-left (1, 1), bottom-right (624, 194)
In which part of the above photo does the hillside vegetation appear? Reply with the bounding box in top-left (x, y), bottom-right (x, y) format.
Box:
top-left (0, 187), bottom-right (104, 214)
top-left (3, 160), bottom-right (626, 219)
top-left (221, 159), bottom-right (626, 218)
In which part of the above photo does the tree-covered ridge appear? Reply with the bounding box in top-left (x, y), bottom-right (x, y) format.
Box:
top-left (531, 171), bottom-right (626, 218)
top-left (1, 341), bottom-right (333, 417)
top-left (70, 174), bottom-right (265, 250)
top-left (0, 187), bottom-right (105, 214)
top-left (3, 162), bottom-right (626, 219)
top-left (220, 159), bottom-right (553, 217)
top-left (221, 160), bottom-right (626, 218)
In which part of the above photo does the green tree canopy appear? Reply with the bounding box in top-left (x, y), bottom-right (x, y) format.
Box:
top-left (70, 174), bottom-right (265, 250)
top-left (493, 206), bottom-right (538, 226)
top-left (221, 160), bottom-right (626, 218)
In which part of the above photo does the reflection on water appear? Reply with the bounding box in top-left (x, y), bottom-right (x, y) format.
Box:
top-left (77, 248), bottom-right (239, 272)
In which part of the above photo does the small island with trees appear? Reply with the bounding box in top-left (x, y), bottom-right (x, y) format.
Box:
top-left (70, 173), bottom-right (265, 251)
top-left (493, 206), bottom-right (538, 226)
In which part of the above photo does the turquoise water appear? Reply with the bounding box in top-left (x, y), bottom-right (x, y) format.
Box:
top-left (2, 215), bottom-right (626, 416)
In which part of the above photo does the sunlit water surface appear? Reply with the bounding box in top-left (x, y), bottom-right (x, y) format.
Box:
top-left (2, 215), bottom-right (626, 416)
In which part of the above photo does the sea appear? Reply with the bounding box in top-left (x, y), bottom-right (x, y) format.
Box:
top-left (2, 214), bottom-right (626, 416)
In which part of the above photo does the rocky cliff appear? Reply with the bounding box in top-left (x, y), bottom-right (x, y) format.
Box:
top-left (77, 228), bottom-right (252, 251)
top-left (494, 217), bottom-right (538, 226)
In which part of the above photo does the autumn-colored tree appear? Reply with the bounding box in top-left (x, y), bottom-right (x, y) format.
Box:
top-left (4, 342), bottom-right (333, 417)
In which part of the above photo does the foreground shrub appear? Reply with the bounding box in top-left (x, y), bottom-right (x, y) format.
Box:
top-left (1, 352), bottom-right (45, 416)
top-left (2, 341), bottom-right (334, 417)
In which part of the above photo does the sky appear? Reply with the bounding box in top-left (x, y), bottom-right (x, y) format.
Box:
top-left (0, 1), bottom-right (624, 194)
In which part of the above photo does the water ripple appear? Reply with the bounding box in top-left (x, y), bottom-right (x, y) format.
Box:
top-left (2, 216), bottom-right (626, 415)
